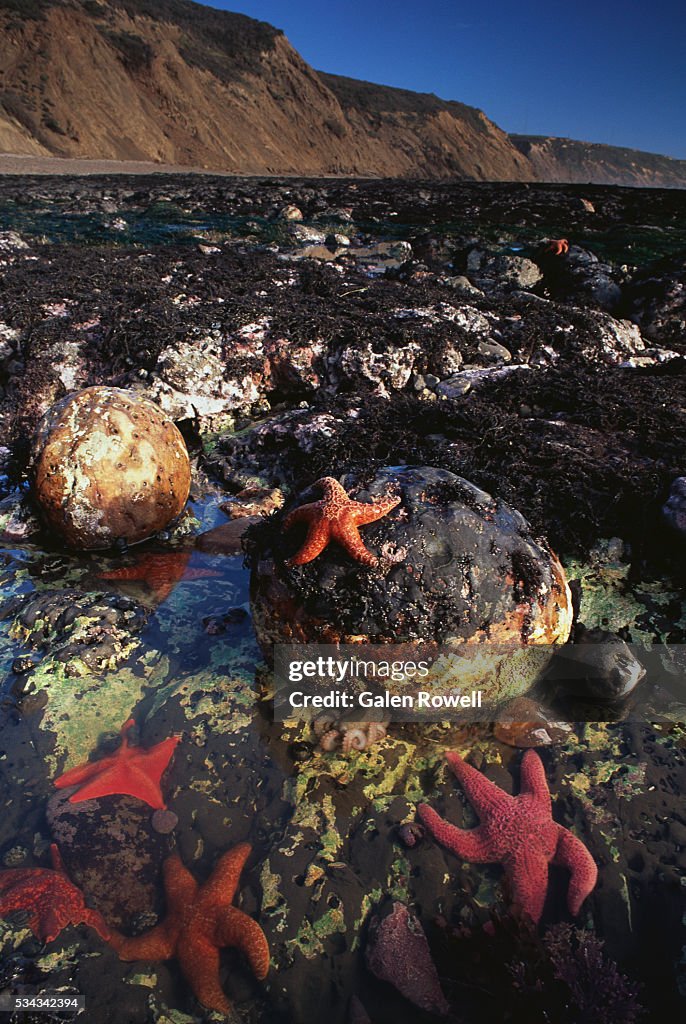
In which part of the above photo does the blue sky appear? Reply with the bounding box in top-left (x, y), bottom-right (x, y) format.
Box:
top-left (210, 0), bottom-right (686, 159)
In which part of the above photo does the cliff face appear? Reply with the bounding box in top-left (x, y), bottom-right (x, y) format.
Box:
top-left (316, 73), bottom-right (533, 181)
top-left (0, 1), bottom-right (683, 185)
top-left (511, 135), bottom-right (686, 188)
top-left (0, 0), bottom-right (532, 178)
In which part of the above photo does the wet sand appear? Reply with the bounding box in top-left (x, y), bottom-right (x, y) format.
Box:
top-left (0, 152), bottom-right (223, 176)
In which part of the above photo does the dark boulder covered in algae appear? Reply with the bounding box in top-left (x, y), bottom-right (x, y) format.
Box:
top-left (249, 466), bottom-right (572, 709)
top-left (250, 466), bottom-right (572, 648)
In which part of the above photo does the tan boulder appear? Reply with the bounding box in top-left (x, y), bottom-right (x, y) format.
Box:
top-left (32, 387), bottom-right (190, 550)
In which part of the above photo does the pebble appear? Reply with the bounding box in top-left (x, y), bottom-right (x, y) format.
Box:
top-left (151, 809), bottom-right (179, 835)
top-left (546, 627), bottom-right (646, 700)
top-left (493, 696), bottom-right (573, 748)
top-left (477, 338), bottom-right (513, 363)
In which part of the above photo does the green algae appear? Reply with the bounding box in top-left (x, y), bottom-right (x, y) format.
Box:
top-left (350, 887), bottom-right (384, 952)
top-left (387, 852), bottom-right (412, 903)
top-left (147, 664), bottom-right (258, 742)
top-left (34, 945), bottom-right (87, 973)
top-left (259, 862), bottom-right (286, 924)
top-left (126, 971), bottom-right (158, 989)
top-left (563, 542), bottom-right (686, 644)
top-left (28, 652), bottom-right (169, 774)
top-left (0, 919), bottom-right (32, 958)
top-left (285, 906), bottom-right (347, 961)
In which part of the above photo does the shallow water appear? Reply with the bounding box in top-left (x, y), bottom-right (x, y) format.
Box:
top-left (1, 184), bottom-right (685, 1022)
top-left (1, 489), bottom-right (685, 1024)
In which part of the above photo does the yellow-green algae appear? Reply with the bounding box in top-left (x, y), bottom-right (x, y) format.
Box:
top-left (563, 541), bottom-right (686, 643)
top-left (26, 651), bottom-right (169, 775)
top-left (0, 919), bottom-right (32, 958)
top-left (126, 971), bottom-right (158, 989)
top-left (284, 907), bottom-right (347, 961)
top-left (350, 888), bottom-right (384, 952)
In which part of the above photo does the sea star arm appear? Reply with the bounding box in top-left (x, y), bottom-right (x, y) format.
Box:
top-left (505, 847), bottom-right (551, 924)
top-left (162, 854), bottom-right (199, 906)
top-left (65, 768), bottom-right (161, 808)
top-left (282, 501), bottom-right (321, 530)
top-left (199, 843), bottom-right (251, 907)
top-left (445, 752), bottom-right (512, 815)
top-left (518, 749), bottom-right (552, 813)
top-left (54, 759), bottom-right (110, 790)
top-left (109, 920), bottom-right (177, 962)
top-left (417, 803), bottom-right (493, 860)
top-left (214, 905), bottom-right (271, 980)
top-left (350, 495), bottom-right (401, 525)
top-left (335, 519), bottom-right (380, 567)
top-left (177, 932), bottom-right (231, 1015)
top-left (81, 907), bottom-right (112, 941)
top-left (553, 825), bottom-right (598, 915)
top-left (286, 518), bottom-right (331, 567)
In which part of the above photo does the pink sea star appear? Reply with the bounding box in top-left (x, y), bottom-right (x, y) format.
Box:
top-left (418, 749), bottom-right (597, 924)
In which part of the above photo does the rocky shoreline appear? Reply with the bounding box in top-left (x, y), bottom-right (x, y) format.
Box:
top-left (0, 176), bottom-right (685, 1023)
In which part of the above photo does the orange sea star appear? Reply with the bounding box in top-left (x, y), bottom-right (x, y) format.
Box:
top-left (0, 844), bottom-right (110, 943)
top-left (283, 476), bottom-right (400, 567)
top-left (109, 843), bottom-right (269, 1015)
top-left (54, 719), bottom-right (179, 810)
top-left (546, 238), bottom-right (570, 256)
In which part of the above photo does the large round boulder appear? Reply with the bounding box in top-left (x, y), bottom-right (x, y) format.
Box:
top-left (249, 466), bottom-right (572, 710)
top-left (31, 387), bottom-right (191, 550)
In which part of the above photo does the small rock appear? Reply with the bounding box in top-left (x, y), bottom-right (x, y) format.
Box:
top-left (151, 809), bottom-right (179, 835)
top-left (12, 656), bottom-right (37, 675)
top-left (325, 232), bottom-right (350, 249)
top-left (467, 249), bottom-right (542, 293)
top-left (279, 205), bottom-right (303, 222)
top-left (220, 486), bottom-right (283, 519)
top-left (545, 627), bottom-right (646, 701)
top-left (194, 516), bottom-right (260, 555)
top-left (493, 696), bottom-right (574, 747)
top-left (438, 274), bottom-right (485, 297)
top-left (436, 376), bottom-right (471, 399)
top-left (365, 902), bottom-right (448, 1016)
top-left (0, 493), bottom-right (42, 543)
top-left (435, 365), bottom-right (530, 399)
top-left (288, 224), bottom-right (326, 244)
top-left (477, 339), bottom-right (512, 363)
top-left (663, 477), bottom-right (686, 537)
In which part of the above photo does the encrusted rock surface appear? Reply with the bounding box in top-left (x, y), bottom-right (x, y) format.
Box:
top-left (250, 465), bottom-right (571, 651)
top-left (31, 387), bottom-right (191, 549)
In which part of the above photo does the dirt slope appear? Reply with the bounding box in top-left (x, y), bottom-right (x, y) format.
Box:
top-left (511, 134), bottom-right (686, 188)
top-left (0, 0), bottom-right (531, 179)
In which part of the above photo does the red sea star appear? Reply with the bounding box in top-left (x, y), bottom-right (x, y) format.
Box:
top-left (0, 843), bottom-right (110, 943)
top-left (283, 476), bottom-right (400, 567)
top-left (417, 749), bottom-right (597, 924)
top-left (109, 843), bottom-right (270, 1015)
top-left (99, 550), bottom-right (221, 602)
top-left (546, 238), bottom-right (570, 256)
top-left (54, 719), bottom-right (179, 810)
